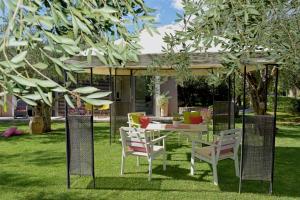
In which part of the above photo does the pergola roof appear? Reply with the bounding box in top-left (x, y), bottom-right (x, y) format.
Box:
top-left (67, 23), bottom-right (277, 76)
top-left (67, 52), bottom-right (276, 76)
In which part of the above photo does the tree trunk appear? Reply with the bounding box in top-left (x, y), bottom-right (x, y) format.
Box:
top-left (42, 104), bottom-right (52, 132)
top-left (35, 101), bottom-right (52, 132)
top-left (245, 67), bottom-right (273, 115)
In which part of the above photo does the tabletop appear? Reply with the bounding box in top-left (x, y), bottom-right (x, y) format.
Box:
top-left (146, 123), bottom-right (208, 132)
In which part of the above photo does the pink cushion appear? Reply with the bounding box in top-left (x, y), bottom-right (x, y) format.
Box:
top-left (2, 127), bottom-right (17, 138)
top-left (127, 140), bottom-right (147, 152)
top-left (14, 129), bottom-right (23, 135)
top-left (128, 146), bottom-right (147, 153)
top-left (212, 140), bottom-right (234, 155)
top-left (139, 116), bottom-right (150, 128)
top-left (190, 116), bottom-right (203, 124)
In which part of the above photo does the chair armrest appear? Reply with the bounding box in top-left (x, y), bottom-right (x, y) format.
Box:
top-left (192, 139), bottom-right (216, 147)
top-left (127, 121), bottom-right (141, 128)
top-left (148, 135), bottom-right (167, 145)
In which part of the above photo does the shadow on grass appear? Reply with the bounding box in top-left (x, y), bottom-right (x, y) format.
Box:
top-left (217, 146), bottom-right (300, 198)
top-left (276, 124), bottom-right (300, 139)
top-left (87, 176), bottom-right (217, 193)
top-left (0, 172), bottom-right (44, 188)
top-left (0, 150), bottom-right (65, 166)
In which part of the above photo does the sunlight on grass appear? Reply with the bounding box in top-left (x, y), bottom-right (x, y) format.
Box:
top-left (0, 120), bottom-right (299, 199)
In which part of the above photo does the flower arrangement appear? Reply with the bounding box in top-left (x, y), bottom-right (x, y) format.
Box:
top-left (157, 92), bottom-right (171, 117)
top-left (172, 113), bottom-right (182, 127)
top-left (157, 93), bottom-right (171, 107)
top-left (172, 113), bottom-right (182, 121)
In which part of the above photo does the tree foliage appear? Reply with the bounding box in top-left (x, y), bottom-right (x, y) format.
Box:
top-left (163, 0), bottom-right (300, 114)
top-left (0, 0), bottom-right (155, 109)
top-left (174, 0), bottom-right (300, 71)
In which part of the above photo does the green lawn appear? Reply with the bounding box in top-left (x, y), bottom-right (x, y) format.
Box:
top-left (0, 121), bottom-right (300, 200)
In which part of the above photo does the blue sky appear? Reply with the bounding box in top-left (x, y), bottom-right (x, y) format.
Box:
top-left (0, 0), bottom-right (182, 28)
top-left (145, 0), bottom-right (183, 26)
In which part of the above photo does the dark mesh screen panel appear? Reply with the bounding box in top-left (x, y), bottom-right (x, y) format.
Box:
top-left (242, 115), bottom-right (275, 181)
top-left (110, 75), bottom-right (133, 140)
top-left (213, 101), bottom-right (235, 135)
top-left (110, 102), bottom-right (130, 139)
top-left (68, 115), bottom-right (93, 176)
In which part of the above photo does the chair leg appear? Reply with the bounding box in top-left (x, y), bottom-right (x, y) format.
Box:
top-left (121, 155), bottom-right (125, 175)
top-left (163, 151), bottom-right (167, 171)
top-left (148, 157), bottom-right (152, 181)
top-left (234, 155), bottom-right (239, 177)
top-left (191, 141), bottom-right (196, 175)
top-left (212, 162), bottom-right (218, 185)
top-left (190, 149), bottom-right (195, 175)
top-left (136, 156), bottom-right (140, 167)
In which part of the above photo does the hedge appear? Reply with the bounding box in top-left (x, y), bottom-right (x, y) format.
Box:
top-left (268, 96), bottom-right (300, 114)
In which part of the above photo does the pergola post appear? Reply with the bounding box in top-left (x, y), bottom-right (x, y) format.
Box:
top-left (265, 65), bottom-right (269, 113)
top-left (113, 68), bottom-right (117, 142)
top-left (109, 68), bottom-right (112, 145)
top-left (228, 75), bottom-right (232, 129)
top-left (90, 68), bottom-right (96, 188)
top-left (130, 69), bottom-right (136, 112)
top-left (233, 72), bottom-right (236, 128)
top-left (154, 76), bottom-right (161, 117)
top-left (239, 64), bottom-right (279, 194)
top-left (212, 69), bottom-right (215, 136)
top-left (270, 65), bottom-right (279, 194)
top-left (239, 65), bottom-right (247, 193)
top-left (64, 70), bottom-right (71, 189)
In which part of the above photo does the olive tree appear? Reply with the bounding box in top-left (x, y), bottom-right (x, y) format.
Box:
top-left (0, 0), bottom-right (155, 131)
top-left (165, 0), bottom-right (300, 114)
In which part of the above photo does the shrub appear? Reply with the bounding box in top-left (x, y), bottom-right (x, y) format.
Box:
top-left (268, 96), bottom-right (300, 114)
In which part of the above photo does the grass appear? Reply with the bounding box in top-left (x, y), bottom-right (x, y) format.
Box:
top-left (0, 120), bottom-right (300, 200)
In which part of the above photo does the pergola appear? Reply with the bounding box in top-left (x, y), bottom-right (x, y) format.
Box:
top-left (65, 51), bottom-right (279, 194)
top-left (68, 52), bottom-right (275, 76)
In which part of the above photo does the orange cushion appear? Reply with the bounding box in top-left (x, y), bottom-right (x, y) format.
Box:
top-left (190, 116), bottom-right (203, 124)
top-left (139, 116), bottom-right (150, 128)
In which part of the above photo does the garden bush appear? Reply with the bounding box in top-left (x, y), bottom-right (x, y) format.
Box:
top-left (268, 96), bottom-right (300, 114)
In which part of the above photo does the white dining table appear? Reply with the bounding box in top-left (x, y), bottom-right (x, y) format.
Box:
top-left (146, 123), bottom-right (208, 141)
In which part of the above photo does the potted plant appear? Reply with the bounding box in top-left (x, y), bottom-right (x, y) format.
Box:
top-left (29, 101), bottom-right (45, 134)
top-left (172, 113), bottom-right (182, 127)
top-left (157, 93), bottom-right (171, 117)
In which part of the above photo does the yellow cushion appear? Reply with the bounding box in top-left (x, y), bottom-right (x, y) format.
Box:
top-left (130, 113), bottom-right (143, 125)
top-left (190, 111), bottom-right (201, 117)
top-left (183, 111), bottom-right (191, 124)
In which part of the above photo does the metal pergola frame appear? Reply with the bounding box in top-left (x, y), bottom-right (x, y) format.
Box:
top-left (239, 64), bottom-right (279, 194)
top-left (64, 68), bottom-right (96, 189)
top-left (65, 52), bottom-right (279, 193)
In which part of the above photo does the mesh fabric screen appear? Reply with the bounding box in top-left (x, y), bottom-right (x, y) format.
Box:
top-left (242, 115), bottom-right (275, 181)
top-left (213, 101), bottom-right (235, 135)
top-left (68, 115), bottom-right (93, 176)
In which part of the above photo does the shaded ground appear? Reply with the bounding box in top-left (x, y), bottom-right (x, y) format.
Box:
top-left (0, 121), bottom-right (299, 200)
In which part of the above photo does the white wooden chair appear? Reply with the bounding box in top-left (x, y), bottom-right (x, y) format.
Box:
top-left (127, 112), bottom-right (161, 139)
top-left (190, 128), bottom-right (241, 185)
top-left (119, 127), bottom-right (167, 181)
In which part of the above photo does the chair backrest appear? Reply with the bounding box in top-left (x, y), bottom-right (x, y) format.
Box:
top-left (120, 127), bottom-right (151, 155)
top-left (127, 112), bottom-right (146, 128)
top-left (215, 128), bottom-right (241, 160)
